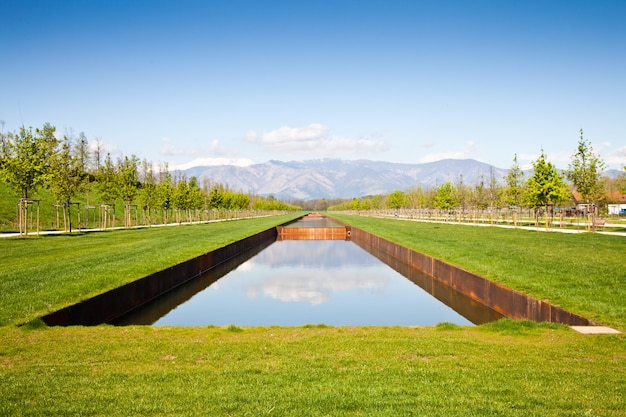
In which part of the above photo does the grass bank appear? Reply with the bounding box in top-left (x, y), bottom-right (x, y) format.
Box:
top-left (330, 213), bottom-right (626, 330)
top-left (0, 213), bottom-right (302, 326)
top-left (1, 322), bottom-right (625, 416)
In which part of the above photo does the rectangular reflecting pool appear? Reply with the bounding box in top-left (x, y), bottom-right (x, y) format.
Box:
top-left (115, 238), bottom-right (503, 326)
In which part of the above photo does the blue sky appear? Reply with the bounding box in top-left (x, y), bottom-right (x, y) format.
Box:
top-left (1, 0), bottom-right (625, 170)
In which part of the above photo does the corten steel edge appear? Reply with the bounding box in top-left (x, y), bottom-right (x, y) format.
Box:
top-left (276, 226), bottom-right (348, 240)
top-left (41, 227), bottom-right (279, 326)
top-left (336, 220), bottom-right (593, 326)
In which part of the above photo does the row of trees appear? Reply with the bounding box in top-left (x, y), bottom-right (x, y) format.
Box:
top-left (0, 123), bottom-right (300, 234)
top-left (331, 130), bottom-right (626, 221)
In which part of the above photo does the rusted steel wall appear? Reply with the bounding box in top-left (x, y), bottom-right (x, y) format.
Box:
top-left (346, 224), bottom-right (592, 326)
top-left (42, 227), bottom-right (277, 326)
top-left (276, 226), bottom-right (347, 240)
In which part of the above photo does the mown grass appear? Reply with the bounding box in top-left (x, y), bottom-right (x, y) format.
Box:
top-left (1, 212), bottom-right (625, 415)
top-left (0, 214), bottom-right (302, 326)
top-left (330, 214), bottom-right (626, 330)
top-left (1, 323), bottom-right (624, 416)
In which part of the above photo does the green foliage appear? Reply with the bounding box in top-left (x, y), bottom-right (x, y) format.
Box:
top-left (524, 150), bottom-right (570, 209)
top-left (252, 195), bottom-right (300, 211)
top-left (96, 153), bottom-right (118, 204)
top-left (566, 129), bottom-right (607, 204)
top-left (386, 190), bottom-right (407, 209)
top-left (503, 154), bottom-right (525, 207)
top-left (619, 165), bottom-right (626, 194)
top-left (116, 155), bottom-right (140, 204)
top-left (434, 181), bottom-right (458, 209)
top-left (0, 125), bottom-right (55, 198)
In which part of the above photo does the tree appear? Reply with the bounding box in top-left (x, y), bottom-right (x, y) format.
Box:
top-left (46, 136), bottom-right (87, 231)
top-left (97, 153), bottom-right (118, 204)
top-left (91, 138), bottom-right (105, 173)
top-left (434, 181), bottom-right (458, 210)
top-left (470, 174), bottom-right (487, 210)
top-left (137, 159), bottom-right (158, 225)
top-left (618, 165), bottom-right (626, 195)
top-left (386, 190), bottom-right (407, 209)
top-left (0, 125), bottom-right (56, 199)
top-left (74, 132), bottom-right (91, 173)
top-left (117, 155), bottom-right (140, 227)
top-left (207, 185), bottom-right (224, 209)
top-left (155, 165), bottom-right (172, 224)
top-left (487, 166), bottom-right (500, 209)
top-left (566, 129), bottom-right (607, 209)
top-left (96, 153), bottom-right (119, 228)
top-left (0, 124), bottom-right (58, 234)
top-left (524, 150), bottom-right (570, 228)
top-left (171, 174), bottom-right (190, 223)
top-left (503, 154), bottom-right (525, 207)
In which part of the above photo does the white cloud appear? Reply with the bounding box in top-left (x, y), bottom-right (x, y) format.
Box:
top-left (251, 123), bottom-right (389, 156)
top-left (605, 145), bottom-right (626, 167)
top-left (245, 269), bottom-right (392, 305)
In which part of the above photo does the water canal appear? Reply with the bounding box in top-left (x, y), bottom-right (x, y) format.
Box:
top-left (114, 218), bottom-right (503, 326)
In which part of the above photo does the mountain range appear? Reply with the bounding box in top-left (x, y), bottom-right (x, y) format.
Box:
top-left (181, 159), bottom-right (506, 201)
top-left (181, 158), bottom-right (621, 201)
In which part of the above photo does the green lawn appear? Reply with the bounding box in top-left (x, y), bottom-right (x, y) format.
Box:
top-left (330, 213), bottom-right (626, 331)
top-left (1, 212), bottom-right (625, 416)
top-left (2, 323), bottom-right (625, 416)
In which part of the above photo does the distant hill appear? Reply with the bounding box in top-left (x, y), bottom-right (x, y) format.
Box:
top-left (181, 158), bottom-right (511, 200)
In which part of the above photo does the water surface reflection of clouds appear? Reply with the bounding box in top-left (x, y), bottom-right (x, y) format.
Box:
top-left (239, 240), bottom-right (390, 304)
top-left (154, 240), bottom-right (473, 326)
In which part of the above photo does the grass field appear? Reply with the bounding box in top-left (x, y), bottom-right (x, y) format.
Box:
top-left (1, 322), bottom-right (625, 416)
top-left (1, 212), bottom-right (625, 416)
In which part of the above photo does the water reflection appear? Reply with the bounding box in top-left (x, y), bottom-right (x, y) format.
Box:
top-left (116, 239), bottom-right (501, 326)
top-left (239, 241), bottom-right (392, 305)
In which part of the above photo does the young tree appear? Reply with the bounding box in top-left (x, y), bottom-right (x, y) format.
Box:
top-left (566, 129), bottom-right (607, 210)
top-left (487, 166), bottom-right (500, 209)
top-left (618, 165), bottom-right (626, 195)
top-left (386, 190), bottom-right (408, 210)
top-left (188, 176), bottom-right (206, 220)
top-left (97, 153), bottom-right (118, 204)
top-left (0, 124), bottom-right (58, 234)
top-left (434, 181), bottom-right (458, 210)
top-left (46, 136), bottom-right (87, 231)
top-left (524, 150), bottom-right (570, 228)
top-left (117, 155), bottom-right (140, 227)
top-left (156, 165), bottom-right (172, 224)
top-left (503, 154), bottom-right (525, 207)
top-left (137, 159), bottom-right (158, 225)
top-left (91, 138), bottom-right (105, 173)
top-left (96, 153), bottom-right (119, 228)
top-left (0, 125), bottom-right (56, 199)
top-left (74, 132), bottom-right (91, 173)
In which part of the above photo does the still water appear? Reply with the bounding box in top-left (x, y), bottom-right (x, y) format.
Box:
top-left (116, 239), bottom-right (501, 326)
